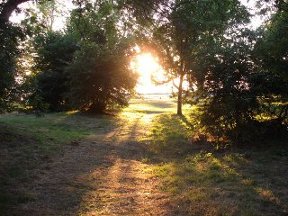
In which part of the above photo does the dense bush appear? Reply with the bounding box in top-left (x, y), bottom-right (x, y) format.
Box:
top-left (67, 40), bottom-right (137, 113)
top-left (0, 22), bottom-right (24, 111)
top-left (31, 32), bottom-right (78, 111)
top-left (64, 2), bottom-right (137, 113)
top-left (191, 37), bottom-right (288, 145)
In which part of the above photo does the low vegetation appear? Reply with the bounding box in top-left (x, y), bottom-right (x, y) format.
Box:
top-left (0, 112), bottom-right (115, 214)
top-left (148, 111), bottom-right (288, 216)
top-left (0, 0), bottom-right (287, 215)
top-left (2, 100), bottom-right (287, 215)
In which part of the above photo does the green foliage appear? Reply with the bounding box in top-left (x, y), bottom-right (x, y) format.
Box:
top-left (149, 0), bottom-right (250, 115)
top-left (146, 0), bottom-right (254, 143)
top-left (183, 2), bottom-right (288, 145)
top-left (0, 22), bottom-right (24, 111)
top-left (67, 40), bottom-right (137, 112)
top-left (31, 32), bottom-right (78, 111)
top-left (66, 2), bottom-right (137, 113)
top-left (193, 33), bottom-right (288, 145)
top-left (195, 40), bottom-right (259, 143)
top-left (253, 4), bottom-right (288, 121)
top-left (19, 1), bottom-right (138, 113)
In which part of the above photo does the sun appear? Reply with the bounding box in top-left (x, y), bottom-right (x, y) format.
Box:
top-left (131, 53), bottom-right (171, 95)
top-left (135, 53), bottom-right (159, 75)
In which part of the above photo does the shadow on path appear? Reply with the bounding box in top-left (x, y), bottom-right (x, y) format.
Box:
top-left (19, 99), bottom-right (174, 216)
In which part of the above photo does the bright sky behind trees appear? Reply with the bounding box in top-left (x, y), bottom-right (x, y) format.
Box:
top-left (9, 0), bottom-right (268, 95)
top-left (10, 0), bottom-right (266, 30)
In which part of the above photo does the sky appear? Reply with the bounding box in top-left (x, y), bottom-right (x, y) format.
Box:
top-left (10, 0), bottom-right (266, 30)
top-left (240, 0), bottom-right (267, 28)
top-left (10, 0), bottom-right (74, 31)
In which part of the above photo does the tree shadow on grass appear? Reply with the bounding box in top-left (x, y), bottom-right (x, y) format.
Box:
top-left (147, 113), bottom-right (213, 159)
top-left (0, 113), bottom-right (120, 216)
top-left (147, 113), bottom-right (288, 216)
top-left (0, 126), bottom-right (41, 215)
top-left (1, 112), bottom-right (172, 216)
top-left (46, 145), bottom-right (166, 214)
top-left (2, 110), bottom-right (288, 216)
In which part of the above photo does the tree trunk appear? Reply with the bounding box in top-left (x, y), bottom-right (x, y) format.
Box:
top-left (177, 73), bottom-right (184, 116)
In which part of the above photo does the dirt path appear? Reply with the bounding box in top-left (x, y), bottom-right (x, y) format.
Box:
top-left (20, 99), bottom-right (174, 216)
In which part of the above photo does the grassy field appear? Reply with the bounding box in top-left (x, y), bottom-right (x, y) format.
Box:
top-left (0, 112), bottom-right (116, 213)
top-left (0, 98), bottom-right (287, 215)
top-left (148, 113), bottom-right (288, 216)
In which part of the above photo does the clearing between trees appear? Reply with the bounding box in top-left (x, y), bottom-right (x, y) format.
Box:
top-left (1, 98), bottom-right (288, 216)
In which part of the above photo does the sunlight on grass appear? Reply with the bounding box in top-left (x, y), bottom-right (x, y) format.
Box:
top-left (150, 151), bottom-right (288, 215)
top-left (117, 98), bottom-right (182, 142)
top-left (148, 113), bottom-right (193, 155)
top-left (1, 99), bottom-right (288, 215)
top-left (123, 99), bottom-right (176, 114)
top-left (0, 112), bottom-right (116, 213)
top-left (77, 159), bottom-right (157, 216)
top-left (66, 110), bottom-right (80, 115)
top-left (0, 113), bottom-right (93, 153)
top-left (255, 187), bottom-right (280, 203)
top-left (146, 106), bottom-right (288, 215)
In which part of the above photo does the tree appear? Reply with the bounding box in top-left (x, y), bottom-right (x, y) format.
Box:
top-left (66, 1), bottom-right (137, 113)
top-left (197, 37), bottom-right (260, 143)
top-left (2, 0), bottom-right (76, 112)
top-left (0, 0), bottom-right (42, 111)
top-left (31, 31), bottom-right (78, 111)
top-left (0, 21), bottom-right (24, 111)
top-left (192, 1), bottom-right (288, 145)
top-left (149, 0), bottom-right (250, 115)
top-left (253, 1), bottom-right (288, 122)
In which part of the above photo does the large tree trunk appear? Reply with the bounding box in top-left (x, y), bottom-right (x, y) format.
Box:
top-left (0, 0), bottom-right (31, 23)
top-left (177, 73), bottom-right (184, 116)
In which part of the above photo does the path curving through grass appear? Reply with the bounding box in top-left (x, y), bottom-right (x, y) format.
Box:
top-left (1, 98), bottom-right (288, 216)
top-left (16, 98), bottom-right (175, 215)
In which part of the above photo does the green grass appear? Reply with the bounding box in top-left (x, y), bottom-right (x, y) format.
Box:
top-left (0, 112), bottom-right (116, 148)
top-left (0, 112), bottom-right (115, 214)
top-left (148, 112), bottom-right (288, 216)
top-left (148, 113), bottom-right (193, 155)
top-left (1, 100), bottom-right (287, 215)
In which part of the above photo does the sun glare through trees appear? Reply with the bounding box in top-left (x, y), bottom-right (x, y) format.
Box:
top-left (1, 0), bottom-right (288, 215)
top-left (131, 52), bottom-right (172, 95)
